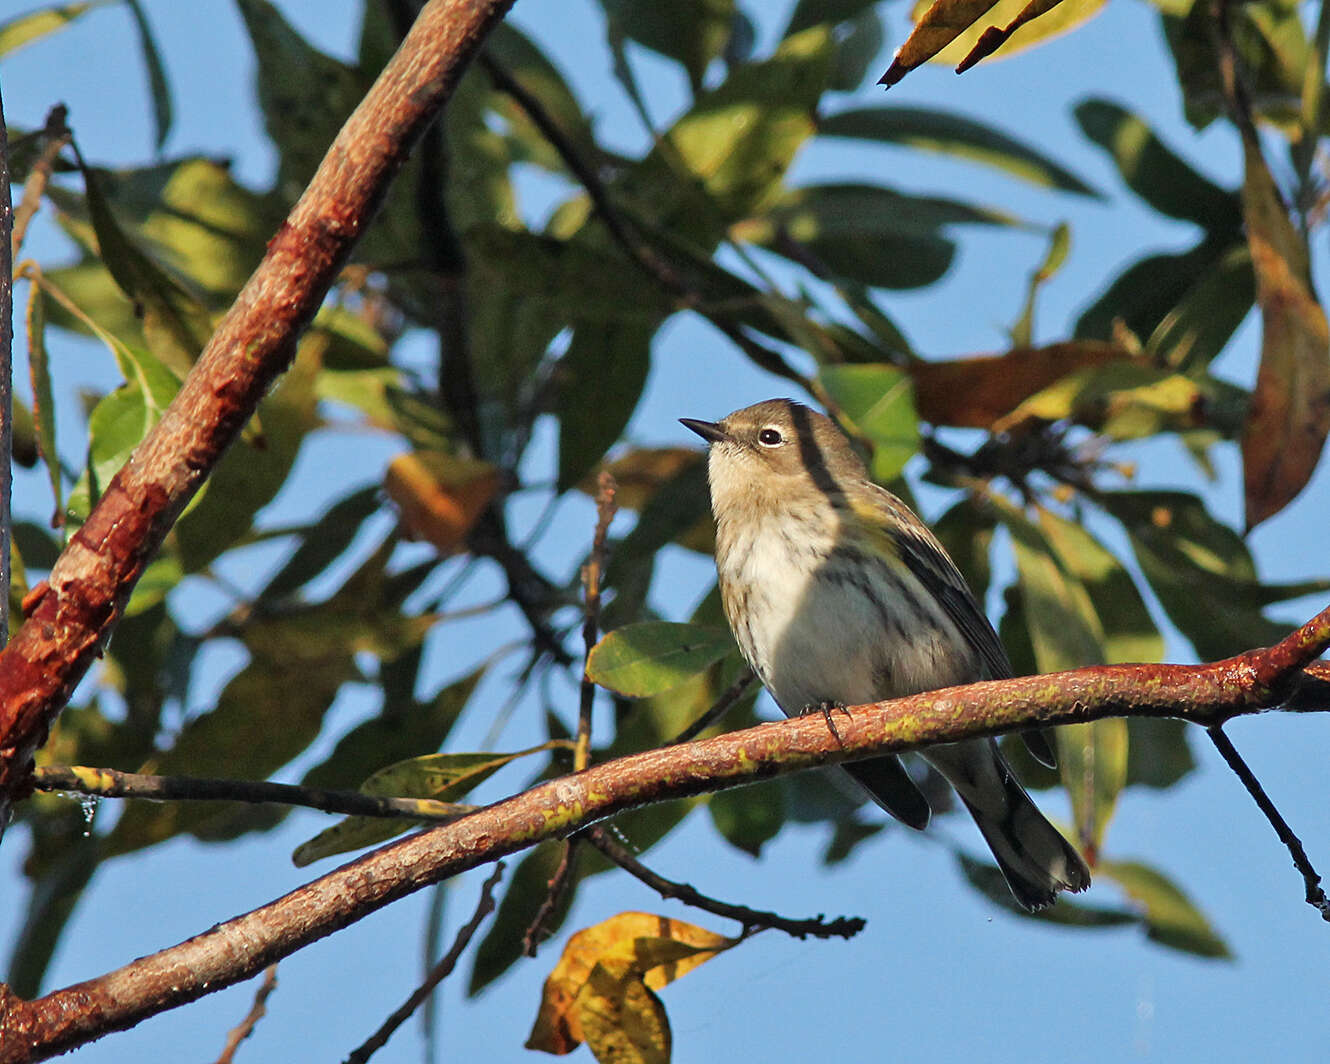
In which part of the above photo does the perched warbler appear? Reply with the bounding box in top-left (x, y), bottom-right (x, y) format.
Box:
top-left (681, 398), bottom-right (1090, 911)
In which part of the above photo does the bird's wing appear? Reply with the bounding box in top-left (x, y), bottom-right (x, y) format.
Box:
top-left (858, 486), bottom-right (1057, 768)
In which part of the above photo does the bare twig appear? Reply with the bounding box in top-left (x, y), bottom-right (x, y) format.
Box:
top-left (4, 609), bottom-right (1330, 1061)
top-left (478, 53), bottom-right (807, 387)
top-left (1206, 725), bottom-right (1330, 921)
top-left (523, 474), bottom-right (618, 956)
top-left (585, 826), bottom-right (865, 940)
top-left (30, 765), bottom-right (476, 823)
top-left (671, 668), bottom-right (756, 745)
top-left (0, 85), bottom-right (13, 650)
top-left (0, 0), bottom-right (520, 826)
top-left (10, 106), bottom-right (71, 262)
top-left (213, 965), bottom-right (278, 1064)
top-left (576, 472), bottom-right (618, 772)
top-left (344, 863), bottom-right (503, 1064)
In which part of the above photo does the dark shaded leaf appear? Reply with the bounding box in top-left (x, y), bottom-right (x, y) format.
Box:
top-left (259, 486), bottom-right (382, 602)
top-left (600, 0), bottom-right (735, 90)
top-left (123, 0), bottom-right (172, 150)
top-left (821, 106), bottom-right (1097, 195)
top-left (709, 783), bottom-right (785, 857)
top-left (556, 321), bottom-right (655, 492)
top-left (786, 0), bottom-right (881, 36)
top-left (1125, 719), bottom-right (1195, 790)
top-left (1146, 243), bottom-right (1254, 372)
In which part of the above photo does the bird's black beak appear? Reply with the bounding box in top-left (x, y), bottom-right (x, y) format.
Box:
top-left (680, 418), bottom-right (727, 444)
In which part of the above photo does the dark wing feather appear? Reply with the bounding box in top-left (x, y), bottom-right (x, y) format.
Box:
top-left (877, 488), bottom-right (1058, 768)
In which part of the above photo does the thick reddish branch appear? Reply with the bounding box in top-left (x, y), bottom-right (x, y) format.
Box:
top-left (2, 616), bottom-right (1328, 1062)
top-left (0, 0), bottom-right (516, 817)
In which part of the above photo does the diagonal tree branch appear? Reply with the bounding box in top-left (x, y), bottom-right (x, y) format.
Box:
top-left (0, 0), bottom-right (518, 829)
top-left (1, 608), bottom-right (1328, 1062)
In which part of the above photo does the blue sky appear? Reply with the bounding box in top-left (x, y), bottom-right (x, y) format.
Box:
top-left (3, 1), bottom-right (1330, 1061)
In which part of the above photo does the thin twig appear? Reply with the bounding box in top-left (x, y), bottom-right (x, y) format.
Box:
top-left (31, 765), bottom-right (476, 823)
top-left (10, 106), bottom-right (71, 261)
top-left (523, 475), bottom-right (618, 956)
top-left (344, 863), bottom-right (504, 1064)
top-left (212, 964), bottom-right (278, 1064)
top-left (585, 826), bottom-right (865, 940)
top-left (576, 472), bottom-right (618, 772)
top-left (671, 669), bottom-right (756, 745)
top-left (0, 86), bottom-right (13, 650)
top-left (1206, 725), bottom-right (1330, 921)
top-left (478, 54), bottom-right (807, 387)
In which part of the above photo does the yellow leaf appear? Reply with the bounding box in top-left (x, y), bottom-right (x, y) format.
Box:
top-left (577, 961), bottom-right (671, 1064)
top-left (527, 912), bottom-right (737, 1055)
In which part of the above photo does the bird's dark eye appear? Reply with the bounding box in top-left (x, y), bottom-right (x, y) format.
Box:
top-left (758, 427), bottom-right (782, 446)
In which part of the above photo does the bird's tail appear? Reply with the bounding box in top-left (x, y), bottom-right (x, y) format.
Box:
top-left (927, 739), bottom-right (1091, 912)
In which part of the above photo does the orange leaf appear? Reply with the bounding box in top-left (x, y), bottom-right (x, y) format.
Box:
top-left (383, 451), bottom-right (497, 554)
top-left (526, 912), bottom-right (737, 1056)
top-left (1238, 136), bottom-right (1330, 528)
top-left (910, 341), bottom-right (1130, 428)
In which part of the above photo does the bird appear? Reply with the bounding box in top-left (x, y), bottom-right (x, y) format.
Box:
top-left (681, 398), bottom-right (1090, 911)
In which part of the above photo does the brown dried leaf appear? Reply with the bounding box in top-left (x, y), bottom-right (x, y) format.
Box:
top-left (383, 451), bottom-right (498, 555)
top-left (909, 341), bottom-right (1130, 428)
top-left (1239, 136), bottom-right (1330, 528)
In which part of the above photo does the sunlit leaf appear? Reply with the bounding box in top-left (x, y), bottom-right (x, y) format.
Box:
top-left (883, 0), bottom-right (1105, 86)
top-left (24, 282), bottom-right (62, 519)
top-left (526, 912), bottom-right (737, 1055)
top-left (293, 743), bottom-right (550, 866)
top-left (0, 1), bottom-right (103, 57)
top-left (587, 623), bottom-right (736, 698)
top-left (819, 363), bottom-right (919, 480)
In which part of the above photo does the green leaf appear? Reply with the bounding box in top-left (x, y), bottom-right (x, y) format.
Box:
top-left (820, 107), bottom-right (1099, 196)
top-left (301, 666), bottom-right (484, 792)
top-left (1000, 503), bottom-right (1128, 852)
top-left (587, 623), bottom-right (736, 698)
top-left (470, 842), bottom-right (574, 994)
top-left (600, 0), bottom-right (735, 90)
top-left (78, 161), bottom-right (214, 376)
top-left (785, 0), bottom-right (881, 36)
top-left (1074, 100), bottom-right (1241, 231)
top-left (293, 743), bottom-right (545, 866)
top-left (0, 1), bottom-right (103, 57)
top-left (829, 9), bottom-right (885, 91)
top-left (24, 283), bottom-right (62, 519)
top-left (1125, 719), bottom-right (1196, 790)
top-left (1146, 243), bottom-right (1255, 371)
top-left (739, 182), bottom-right (1019, 290)
top-left (818, 364), bottom-right (920, 481)
top-left (1035, 507), bottom-right (1162, 665)
top-left (556, 320), bottom-right (655, 493)
top-left (1098, 490), bottom-right (1295, 660)
top-left (1099, 860), bottom-right (1232, 959)
top-left (123, 0), bottom-right (173, 149)
top-left (235, 0), bottom-right (367, 198)
top-left (709, 783), bottom-right (785, 857)
top-left (617, 25), bottom-right (833, 242)
top-left (1011, 222), bottom-right (1071, 347)
top-left (257, 486), bottom-right (382, 602)
top-left (173, 344), bottom-right (319, 572)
